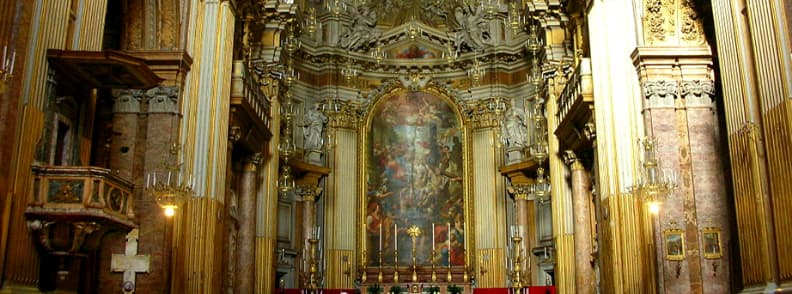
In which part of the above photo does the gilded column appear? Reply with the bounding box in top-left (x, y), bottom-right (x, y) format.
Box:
top-left (237, 153), bottom-right (261, 294)
top-left (565, 152), bottom-right (595, 293)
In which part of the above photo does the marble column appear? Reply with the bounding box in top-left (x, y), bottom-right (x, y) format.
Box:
top-left (567, 153), bottom-right (594, 293)
top-left (109, 89), bottom-right (144, 181)
top-left (508, 184), bottom-right (534, 286)
top-left (237, 153), bottom-right (261, 294)
top-left (296, 185), bottom-right (321, 242)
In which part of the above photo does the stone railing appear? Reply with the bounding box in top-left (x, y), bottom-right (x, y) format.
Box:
top-left (556, 58), bottom-right (593, 125)
top-left (231, 60), bottom-right (271, 130)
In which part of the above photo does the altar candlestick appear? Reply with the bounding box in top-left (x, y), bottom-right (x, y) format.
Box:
top-left (394, 223), bottom-right (398, 249)
top-left (379, 223), bottom-right (383, 251)
top-left (448, 223), bottom-right (451, 264)
top-left (432, 223), bottom-right (436, 251)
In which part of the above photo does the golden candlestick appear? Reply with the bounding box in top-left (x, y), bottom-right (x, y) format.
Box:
top-left (307, 238), bottom-right (320, 291)
top-left (463, 249), bottom-right (469, 283)
top-left (394, 250), bottom-right (400, 283)
top-left (431, 249), bottom-right (437, 282)
top-left (510, 236), bottom-right (523, 289)
top-left (407, 225), bottom-right (422, 283)
top-left (378, 249), bottom-right (384, 283)
top-left (361, 250), bottom-right (368, 283)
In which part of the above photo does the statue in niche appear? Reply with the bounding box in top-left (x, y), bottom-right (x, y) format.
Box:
top-left (302, 106), bottom-right (327, 151)
top-left (454, 4), bottom-right (493, 50)
top-left (502, 106), bottom-right (528, 149)
top-left (339, 4), bottom-right (381, 50)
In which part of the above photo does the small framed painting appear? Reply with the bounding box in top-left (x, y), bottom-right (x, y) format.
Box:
top-left (702, 227), bottom-right (722, 259)
top-left (664, 229), bottom-right (685, 261)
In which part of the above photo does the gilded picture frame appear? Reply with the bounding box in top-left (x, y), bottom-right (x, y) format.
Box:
top-left (702, 227), bottom-right (722, 259)
top-left (664, 229), bottom-right (685, 261)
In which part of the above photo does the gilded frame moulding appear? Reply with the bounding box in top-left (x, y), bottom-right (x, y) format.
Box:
top-left (701, 227), bottom-right (722, 259)
top-left (356, 84), bottom-right (474, 271)
top-left (663, 228), bottom-right (686, 261)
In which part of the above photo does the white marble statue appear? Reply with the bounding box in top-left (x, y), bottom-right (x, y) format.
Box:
top-left (302, 107), bottom-right (327, 151)
top-left (502, 107), bottom-right (528, 149)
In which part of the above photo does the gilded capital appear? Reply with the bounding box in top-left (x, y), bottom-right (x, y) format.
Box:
top-left (294, 185), bottom-right (322, 202)
top-left (244, 152), bottom-right (263, 171)
top-left (507, 184), bottom-right (534, 201)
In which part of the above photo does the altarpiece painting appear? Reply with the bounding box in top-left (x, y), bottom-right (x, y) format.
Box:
top-left (364, 90), bottom-right (466, 267)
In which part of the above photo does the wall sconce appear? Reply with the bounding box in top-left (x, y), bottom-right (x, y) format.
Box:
top-left (442, 41), bottom-right (457, 64)
top-left (341, 60), bottom-right (359, 86)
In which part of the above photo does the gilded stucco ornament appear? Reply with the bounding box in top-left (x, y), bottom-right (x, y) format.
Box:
top-left (644, 0), bottom-right (675, 44)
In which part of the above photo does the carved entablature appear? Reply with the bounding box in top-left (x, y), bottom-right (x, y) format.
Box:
top-left (643, 80), bottom-right (677, 108)
top-left (146, 86), bottom-right (180, 113)
top-left (112, 89), bottom-right (146, 113)
top-left (680, 80), bottom-right (715, 108)
top-left (461, 97), bottom-right (511, 129)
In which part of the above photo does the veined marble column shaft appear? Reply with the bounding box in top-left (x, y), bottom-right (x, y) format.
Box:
top-left (237, 156), bottom-right (260, 294)
top-left (510, 184), bottom-right (534, 283)
top-left (570, 159), bottom-right (594, 293)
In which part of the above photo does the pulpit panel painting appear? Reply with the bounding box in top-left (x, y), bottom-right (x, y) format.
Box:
top-left (366, 91), bottom-right (465, 266)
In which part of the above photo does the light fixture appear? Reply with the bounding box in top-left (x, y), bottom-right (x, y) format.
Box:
top-left (467, 56), bottom-right (485, 86)
top-left (506, 2), bottom-right (525, 35)
top-left (629, 137), bottom-right (677, 203)
top-left (326, 0), bottom-right (346, 18)
top-left (371, 44), bottom-right (387, 65)
top-left (442, 40), bottom-right (457, 64)
top-left (405, 19), bottom-right (422, 42)
top-left (304, 7), bottom-right (318, 34)
top-left (146, 169), bottom-right (194, 218)
top-left (341, 59), bottom-right (359, 86)
top-left (1, 45), bottom-right (15, 81)
top-left (648, 201), bottom-right (662, 215)
top-left (481, 0), bottom-right (501, 19)
top-left (529, 99), bottom-right (548, 163)
top-left (532, 167), bottom-right (551, 203)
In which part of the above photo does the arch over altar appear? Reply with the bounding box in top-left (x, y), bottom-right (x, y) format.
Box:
top-left (358, 86), bottom-right (473, 274)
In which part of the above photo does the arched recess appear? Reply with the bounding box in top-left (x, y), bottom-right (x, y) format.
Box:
top-left (357, 85), bottom-right (473, 272)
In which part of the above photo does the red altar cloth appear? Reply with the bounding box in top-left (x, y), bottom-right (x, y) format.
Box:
top-left (473, 287), bottom-right (556, 294)
top-left (275, 289), bottom-right (357, 294)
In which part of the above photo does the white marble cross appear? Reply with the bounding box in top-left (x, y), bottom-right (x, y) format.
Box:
top-left (111, 229), bottom-right (150, 294)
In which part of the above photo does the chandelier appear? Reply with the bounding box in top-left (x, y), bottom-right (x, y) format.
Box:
top-left (467, 56), bottom-right (485, 86)
top-left (506, 2), bottom-right (525, 35)
top-left (326, 0), bottom-right (346, 18)
top-left (629, 137), bottom-right (677, 213)
top-left (371, 44), bottom-right (387, 65)
top-left (442, 41), bottom-right (457, 64)
top-left (304, 7), bottom-right (318, 34)
top-left (146, 143), bottom-right (195, 217)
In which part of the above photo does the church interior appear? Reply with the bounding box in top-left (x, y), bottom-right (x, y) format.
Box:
top-left (0, 0), bottom-right (791, 293)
